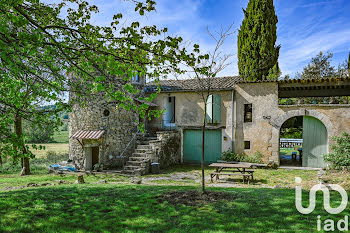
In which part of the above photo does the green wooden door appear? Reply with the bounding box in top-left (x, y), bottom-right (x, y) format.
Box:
top-left (302, 116), bottom-right (328, 168)
top-left (183, 129), bottom-right (222, 164)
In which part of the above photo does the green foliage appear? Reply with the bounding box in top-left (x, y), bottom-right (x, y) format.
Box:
top-left (221, 151), bottom-right (245, 162)
top-left (238, 0), bottom-right (280, 81)
top-left (53, 131), bottom-right (69, 143)
top-left (348, 52), bottom-right (350, 76)
top-left (280, 128), bottom-right (302, 139)
top-left (0, 0), bottom-right (200, 171)
top-left (220, 151), bottom-right (263, 164)
top-left (296, 51), bottom-right (337, 80)
top-left (324, 132), bottom-right (350, 170)
top-left (24, 120), bottom-right (55, 143)
top-left (0, 149), bottom-right (68, 174)
top-left (278, 98), bottom-right (297, 105)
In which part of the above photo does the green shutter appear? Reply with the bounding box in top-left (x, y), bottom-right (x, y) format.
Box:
top-left (213, 94), bottom-right (221, 123)
top-left (206, 95), bottom-right (213, 123)
top-left (302, 116), bottom-right (328, 168)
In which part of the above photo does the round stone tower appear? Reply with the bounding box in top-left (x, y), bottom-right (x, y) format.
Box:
top-left (69, 80), bottom-right (144, 170)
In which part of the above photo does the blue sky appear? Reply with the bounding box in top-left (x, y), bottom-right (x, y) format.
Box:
top-left (87, 0), bottom-right (350, 78)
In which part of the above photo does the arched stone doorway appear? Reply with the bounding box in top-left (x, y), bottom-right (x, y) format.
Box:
top-left (270, 109), bottom-right (334, 167)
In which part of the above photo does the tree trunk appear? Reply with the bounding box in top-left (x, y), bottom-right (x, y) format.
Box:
top-left (201, 102), bottom-right (207, 194)
top-left (14, 114), bottom-right (30, 175)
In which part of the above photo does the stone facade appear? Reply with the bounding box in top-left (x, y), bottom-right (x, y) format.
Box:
top-left (149, 131), bottom-right (181, 168)
top-left (148, 81), bottom-right (350, 166)
top-left (233, 82), bottom-right (350, 164)
top-left (69, 92), bottom-right (138, 170)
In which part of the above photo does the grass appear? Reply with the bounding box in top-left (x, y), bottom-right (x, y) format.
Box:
top-left (28, 143), bottom-right (69, 158)
top-left (52, 130), bottom-right (69, 143)
top-left (1, 144), bottom-right (69, 175)
top-left (280, 147), bottom-right (299, 156)
top-left (144, 165), bottom-right (320, 189)
top-left (0, 184), bottom-right (348, 232)
top-left (0, 142), bottom-right (349, 232)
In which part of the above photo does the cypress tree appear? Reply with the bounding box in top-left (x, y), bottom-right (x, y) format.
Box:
top-left (238, 0), bottom-right (281, 81)
top-left (348, 52), bottom-right (350, 77)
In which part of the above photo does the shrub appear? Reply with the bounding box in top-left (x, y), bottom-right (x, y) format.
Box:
top-left (24, 120), bottom-right (55, 143)
top-left (220, 151), bottom-right (264, 164)
top-left (324, 132), bottom-right (350, 170)
top-left (245, 151), bottom-right (264, 164)
top-left (220, 151), bottom-right (245, 162)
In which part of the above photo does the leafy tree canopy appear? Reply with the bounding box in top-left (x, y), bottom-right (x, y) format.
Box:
top-left (296, 51), bottom-right (337, 79)
top-left (0, 0), bottom-right (203, 173)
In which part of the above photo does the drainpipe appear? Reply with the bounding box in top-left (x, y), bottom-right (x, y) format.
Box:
top-left (231, 89), bottom-right (235, 152)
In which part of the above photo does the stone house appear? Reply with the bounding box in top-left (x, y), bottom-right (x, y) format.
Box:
top-left (146, 76), bottom-right (350, 168)
top-left (69, 75), bottom-right (181, 174)
top-left (69, 74), bottom-right (350, 171)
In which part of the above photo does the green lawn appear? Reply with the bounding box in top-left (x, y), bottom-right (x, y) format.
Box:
top-left (28, 143), bottom-right (69, 158)
top-left (0, 183), bottom-right (347, 232)
top-left (280, 147), bottom-right (299, 156)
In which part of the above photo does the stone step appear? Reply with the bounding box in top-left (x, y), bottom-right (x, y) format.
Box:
top-left (143, 137), bottom-right (158, 141)
top-left (123, 165), bottom-right (141, 170)
top-left (129, 156), bottom-right (149, 161)
top-left (137, 141), bottom-right (149, 145)
top-left (127, 160), bottom-right (148, 166)
top-left (132, 152), bottom-right (153, 157)
top-left (137, 145), bottom-right (152, 150)
top-left (135, 149), bottom-right (153, 153)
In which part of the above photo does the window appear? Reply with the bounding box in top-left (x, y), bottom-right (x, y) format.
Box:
top-left (103, 109), bottom-right (110, 117)
top-left (244, 104), bottom-right (252, 122)
top-left (244, 141), bottom-right (251, 150)
top-left (131, 73), bottom-right (140, 83)
top-left (206, 94), bottom-right (221, 124)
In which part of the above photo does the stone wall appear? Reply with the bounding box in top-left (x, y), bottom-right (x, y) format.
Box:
top-left (234, 82), bottom-right (350, 164)
top-left (69, 92), bottom-right (138, 170)
top-left (148, 82), bottom-right (350, 166)
top-left (148, 131), bottom-right (181, 169)
top-left (234, 83), bottom-right (279, 163)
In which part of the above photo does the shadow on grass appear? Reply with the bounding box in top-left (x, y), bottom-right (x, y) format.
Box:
top-left (0, 185), bottom-right (347, 232)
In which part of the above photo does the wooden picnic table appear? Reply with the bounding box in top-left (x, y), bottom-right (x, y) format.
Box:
top-left (209, 163), bottom-right (254, 184)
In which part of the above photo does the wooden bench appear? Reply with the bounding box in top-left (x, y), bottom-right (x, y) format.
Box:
top-left (210, 172), bottom-right (254, 184)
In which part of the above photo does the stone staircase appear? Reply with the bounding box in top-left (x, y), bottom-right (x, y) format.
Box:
top-left (122, 133), bottom-right (159, 175)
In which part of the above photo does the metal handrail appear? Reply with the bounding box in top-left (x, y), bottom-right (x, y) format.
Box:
top-left (120, 128), bottom-right (140, 157)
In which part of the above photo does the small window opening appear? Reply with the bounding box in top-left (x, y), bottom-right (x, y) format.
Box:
top-left (244, 104), bottom-right (252, 122)
top-left (244, 141), bottom-right (251, 150)
top-left (103, 109), bottom-right (110, 117)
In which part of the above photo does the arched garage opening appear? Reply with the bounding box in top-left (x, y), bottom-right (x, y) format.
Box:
top-left (271, 110), bottom-right (333, 168)
top-left (279, 116), bottom-right (303, 167)
top-left (279, 116), bottom-right (328, 168)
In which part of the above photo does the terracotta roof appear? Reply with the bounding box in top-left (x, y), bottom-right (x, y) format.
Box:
top-left (237, 76), bottom-right (350, 84)
top-left (145, 76), bottom-right (240, 92)
top-left (71, 130), bottom-right (105, 140)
